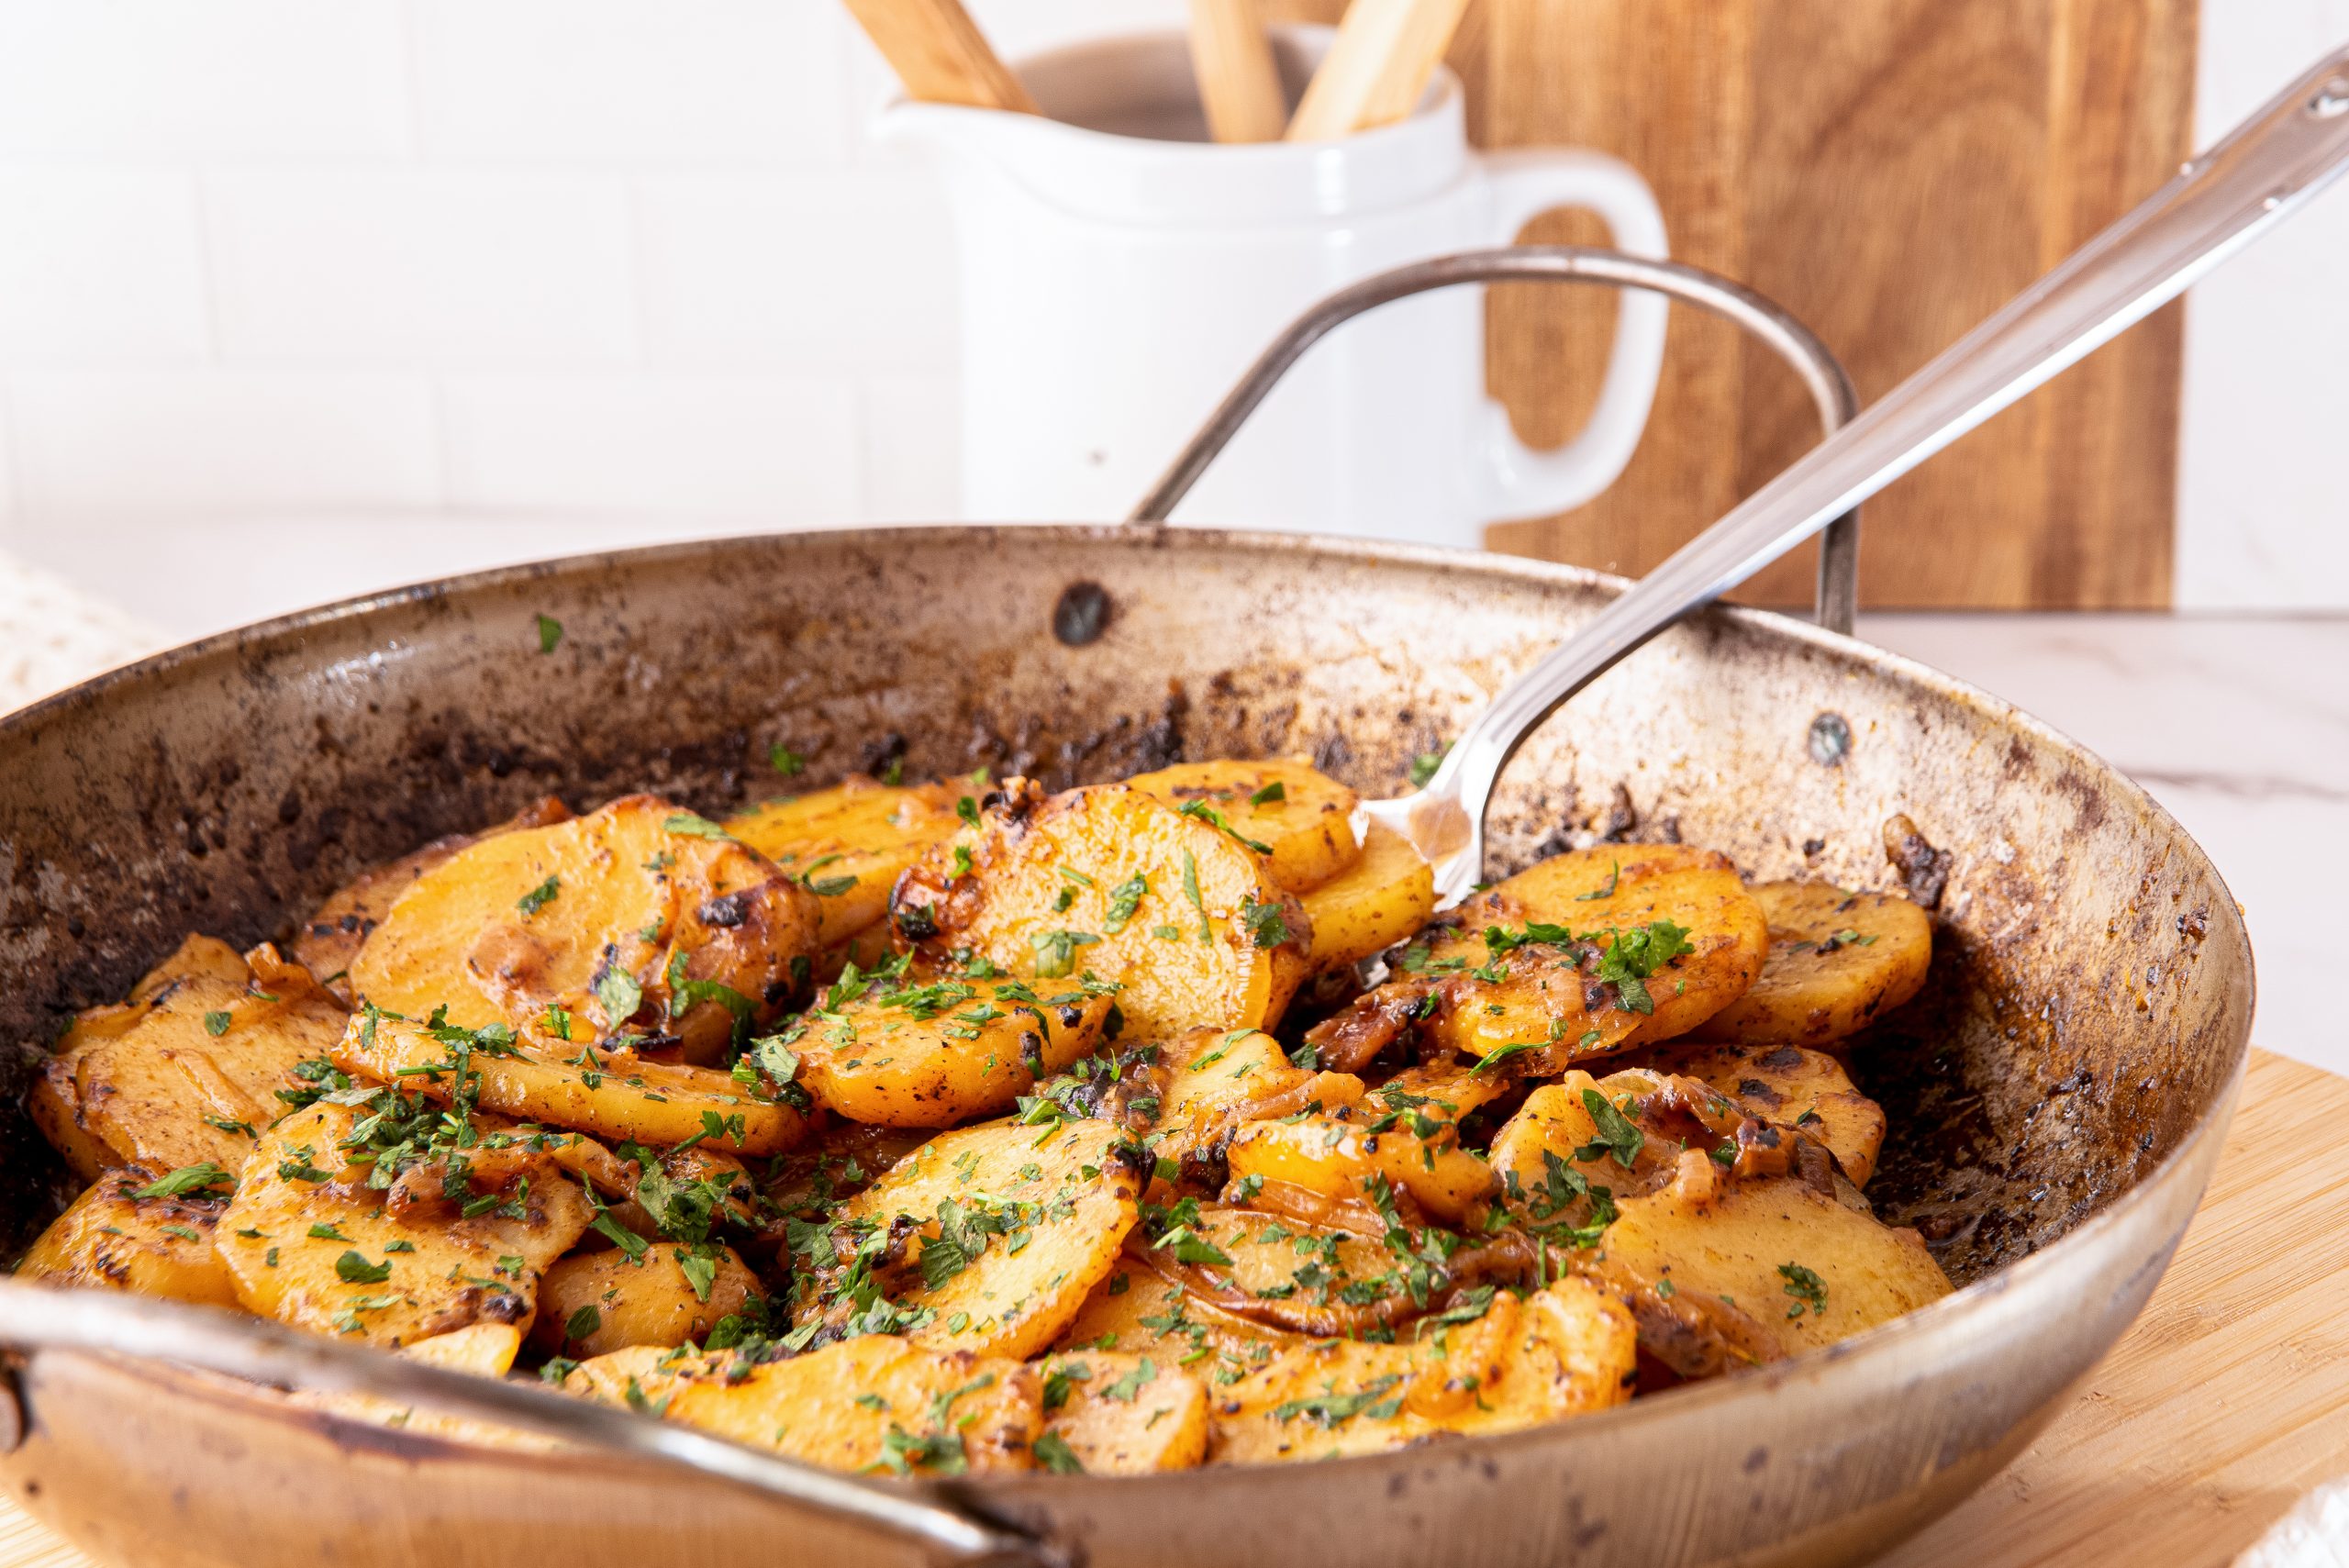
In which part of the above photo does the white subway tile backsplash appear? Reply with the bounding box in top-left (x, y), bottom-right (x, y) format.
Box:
top-left (206, 172), bottom-right (636, 365)
top-left (0, 171), bottom-right (208, 361)
top-left (636, 172), bottom-right (957, 372)
top-left (441, 374), bottom-right (860, 518)
top-left (410, 0), bottom-right (849, 165)
top-left (0, 1), bottom-right (409, 157)
top-left (862, 374), bottom-right (960, 520)
top-left (9, 371), bottom-right (439, 515)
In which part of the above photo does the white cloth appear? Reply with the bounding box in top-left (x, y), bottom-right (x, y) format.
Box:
top-left (0, 554), bottom-right (163, 715)
top-left (2239, 1478), bottom-right (2349, 1568)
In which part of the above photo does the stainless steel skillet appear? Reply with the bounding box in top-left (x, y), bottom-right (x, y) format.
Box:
top-left (0, 43), bottom-right (2337, 1568)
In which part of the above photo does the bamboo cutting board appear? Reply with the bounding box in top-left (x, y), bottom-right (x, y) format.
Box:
top-left (1270, 0), bottom-right (2197, 608)
top-left (0, 1047), bottom-right (2341, 1568)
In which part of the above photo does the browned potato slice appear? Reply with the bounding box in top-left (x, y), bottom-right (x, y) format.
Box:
top-left (1578, 1155), bottom-right (1954, 1378)
top-left (725, 778), bottom-right (966, 950)
top-left (1206, 1281), bottom-right (1634, 1462)
top-left (1155, 1027), bottom-right (1365, 1167)
top-left (1126, 759), bottom-right (1362, 895)
top-left (793, 959), bottom-right (1113, 1127)
top-left (1687, 882), bottom-right (1932, 1046)
top-left (332, 1008), bottom-right (807, 1157)
top-left (1055, 1256), bottom-right (1286, 1378)
top-left (1036, 1351), bottom-right (1208, 1473)
top-left (1487, 1068), bottom-right (1688, 1222)
top-left (349, 793), bottom-right (821, 1062)
top-left (56, 938), bottom-right (346, 1176)
top-left (825, 1117), bottom-right (1141, 1360)
top-left (1660, 1041), bottom-right (1887, 1186)
top-left (1224, 1064), bottom-right (1507, 1225)
top-left (560, 1344), bottom-right (700, 1412)
top-left (664, 1335), bottom-right (1042, 1474)
top-left (533, 1244), bottom-right (763, 1358)
top-left (1297, 822), bottom-right (1434, 973)
top-left (1310, 846), bottom-right (1767, 1075)
top-left (292, 796), bottom-right (573, 998)
top-left (891, 782), bottom-right (1310, 1040)
top-left (217, 1102), bottom-right (592, 1346)
top-left (15, 1166), bottom-right (239, 1307)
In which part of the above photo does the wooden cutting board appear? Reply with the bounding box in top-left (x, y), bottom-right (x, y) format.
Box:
top-left (1270, 0), bottom-right (2197, 609)
top-left (1, 1047), bottom-right (2341, 1568)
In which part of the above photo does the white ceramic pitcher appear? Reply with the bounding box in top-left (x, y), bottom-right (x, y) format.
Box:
top-left (880, 27), bottom-right (1667, 546)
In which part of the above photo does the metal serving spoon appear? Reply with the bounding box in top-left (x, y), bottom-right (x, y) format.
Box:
top-left (1138, 45), bottom-right (2349, 905)
top-left (1, 41), bottom-right (2345, 1568)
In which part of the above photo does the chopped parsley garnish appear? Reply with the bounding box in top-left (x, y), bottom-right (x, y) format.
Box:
top-left (1574, 860), bottom-right (1621, 901)
top-left (1275, 1375), bottom-right (1406, 1428)
top-left (535, 613), bottom-right (563, 653)
top-left (202, 1009), bottom-right (232, 1037)
top-left (1102, 872), bottom-right (1147, 935)
top-left (1780, 1262), bottom-right (1828, 1318)
top-left (1174, 799), bottom-right (1273, 854)
top-left (1030, 929), bottom-right (1101, 980)
top-left (1470, 1040), bottom-right (1543, 1075)
top-left (594, 966), bottom-right (643, 1029)
top-left (516, 874), bottom-right (560, 917)
top-left (1248, 780), bottom-right (1286, 806)
top-left (1239, 897), bottom-right (1291, 949)
top-left (661, 812), bottom-right (732, 841)
top-left (1179, 850), bottom-right (1209, 942)
top-left (770, 743), bottom-right (806, 776)
top-left (333, 1250), bottom-right (393, 1284)
top-left (1100, 1357), bottom-right (1156, 1403)
top-left (1575, 1089), bottom-right (1645, 1168)
top-left (1034, 1430), bottom-right (1085, 1473)
top-left (1408, 745), bottom-right (1449, 788)
top-left (132, 1162), bottom-right (236, 1199)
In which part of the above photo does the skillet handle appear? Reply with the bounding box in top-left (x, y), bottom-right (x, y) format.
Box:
top-left (0, 1281), bottom-right (1063, 1568)
top-left (1126, 247), bottom-right (1865, 635)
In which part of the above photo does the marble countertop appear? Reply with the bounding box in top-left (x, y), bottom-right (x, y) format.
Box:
top-left (0, 550), bottom-right (2332, 1076)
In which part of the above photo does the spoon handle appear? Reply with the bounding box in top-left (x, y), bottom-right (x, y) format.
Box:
top-left (1426, 46), bottom-right (2349, 828)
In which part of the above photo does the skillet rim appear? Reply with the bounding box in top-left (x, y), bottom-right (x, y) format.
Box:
top-left (0, 520), bottom-right (2258, 1488)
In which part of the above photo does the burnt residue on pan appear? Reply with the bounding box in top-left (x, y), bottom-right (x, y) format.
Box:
top-left (0, 529), bottom-right (2253, 1285)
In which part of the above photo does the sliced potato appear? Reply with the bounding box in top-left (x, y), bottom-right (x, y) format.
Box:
top-left (1206, 1281), bottom-right (1634, 1463)
top-left (793, 958), bottom-right (1113, 1128)
top-left (826, 1117), bottom-right (1141, 1359)
top-left (292, 796), bottom-right (573, 998)
top-left (1297, 822), bottom-right (1434, 973)
top-left (1225, 1064), bottom-right (1507, 1225)
top-left (1037, 1351), bottom-right (1208, 1473)
top-left (1488, 1070), bottom-right (1686, 1222)
top-left (532, 1244), bottom-right (763, 1358)
top-left (1577, 1156), bottom-right (1954, 1378)
top-left (1055, 1255), bottom-right (1286, 1377)
top-left (665, 1335), bottom-right (1041, 1474)
top-left (1658, 1041), bottom-right (1887, 1186)
top-left (1126, 759), bottom-right (1362, 895)
top-left (60, 938), bottom-right (347, 1176)
top-left (725, 778), bottom-right (967, 950)
top-left (1310, 846), bottom-right (1767, 1075)
top-left (1155, 1027), bottom-right (1365, 1168)
top-left (331, 1008), bottom-right (807, 1157)
top-left (892, 782), bottom-right (1310, 1040)
top-left (349, 793), bottom-right (822, 1062)
top-left (15, 1167), bottom-right (239, 1307)
top-left (1687, 882), bottom-right (1932, 1046)
top-left (217, 1102), bottom-right (592, 1346)
top-left (560, 1343), bottom-right (701, 1412)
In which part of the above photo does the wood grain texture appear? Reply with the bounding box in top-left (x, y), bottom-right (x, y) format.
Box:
top-left (839, 0), bottom-right (1038, 112)
top-left (1192, 0), bottom-right (1290, 142)
top-left (1474, 0), bottom-right (2195, 608)
top-left (0, 1046), bottom-right (2337, 1568)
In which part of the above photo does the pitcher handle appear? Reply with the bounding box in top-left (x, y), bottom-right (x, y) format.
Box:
top-left (1469, 150), bottom-right (1670, 522)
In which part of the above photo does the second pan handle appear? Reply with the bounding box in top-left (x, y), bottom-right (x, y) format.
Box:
top-left (1127, 248), bottom-right (1865, 636)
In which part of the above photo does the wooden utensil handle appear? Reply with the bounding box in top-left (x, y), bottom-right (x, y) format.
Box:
top-left (1286, 0), bottom-right (1472, 141)
top-left (1190, 0), bottom-right (1288, 143)
top-left (841, 0), bottom-right (1038, 114)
